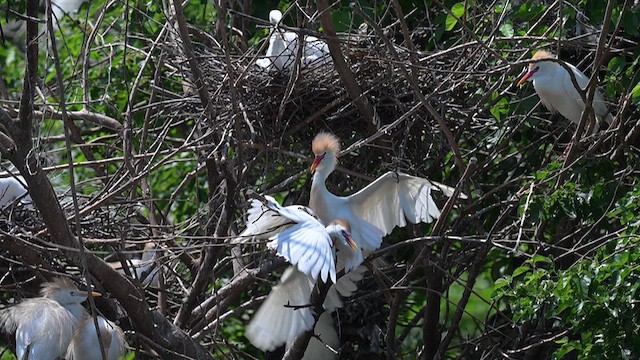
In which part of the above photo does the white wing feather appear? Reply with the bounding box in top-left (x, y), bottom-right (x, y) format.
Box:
top-left (347, 172), bottom-right (456, 236)
top-left (246, 267), bottom-right (315, 351)
top-left (302, 312), bottom-right (339, 360)
top-left (562, 63), bottom-right (611, 123)
top-left (267, 218), bottom-right (336, 284)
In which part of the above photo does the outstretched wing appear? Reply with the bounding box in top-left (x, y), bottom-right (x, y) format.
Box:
top-left (347, 172), bottom-right (461, 236)
top-left (245, 267), bottom-right (315, 351)
top-left (268, 219), bottom-right (336, 284)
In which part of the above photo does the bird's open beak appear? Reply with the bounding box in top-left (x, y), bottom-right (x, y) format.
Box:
top-left (516, 73), bottom-right (531, 87)
top-left (310, 154), bottom-right (324, 173)
top-left (345, 233), bottom-right (358, 251)
top-left (517, 67), bottom-right (538, 87)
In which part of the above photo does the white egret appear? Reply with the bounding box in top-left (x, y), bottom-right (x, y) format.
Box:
top-left (66, 315), bottom-right (127, 360)
top-left (255, 10), bottom-right (331, 71)
top-left (517, 50), bottom-right (613, 131)
top-left (262, 196), bottom-right (358, 284)
top-left (236, 195), bottom-right (358, 283)
top-left (241, 195), bottom-right (359, 352)
top-left (309, 132), bottom-right (461, 269)
top-left (109, 242), bottom-right (160, 287)
top-left (0, 278), bottom-right (99, 360)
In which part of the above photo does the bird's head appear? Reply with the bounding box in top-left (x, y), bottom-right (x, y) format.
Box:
top-left (329, 219), bottom-right (358, 251)
top-left (41, 277), bottom-right (101, 305)
top-left (517, 50), bottom-right (556, 86)
top-left (269, 10), bottom-right (283, 25)
top-left (310, 132), bottom-right (340, 175)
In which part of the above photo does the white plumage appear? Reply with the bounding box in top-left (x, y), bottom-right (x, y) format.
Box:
top-left (309, 133), bottom-right (462, 270)
top-left (66, 315), bottom-right (127, 360)
top-left (517, 50), bottom-right (613, 131)
top-left (0, 175), bottom-right (30, 208)
top-left (0, 278), bottom-right (97, 360)
top-left (255, 10), bottom-right (331, 71)
top-left (245, 265), bottom-right (367, 356)
top-left (245, 267), bottom-right (315, 351)
top-left (238, 195), bottom-right (358, 284)
top-left (241, 195), bottom-right (359, 353)
top-left (109, 242), bottom-right (160, 287)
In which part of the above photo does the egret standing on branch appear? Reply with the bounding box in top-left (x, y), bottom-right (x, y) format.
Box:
top-left (517, 50), bottom-right (613, 132)
top-left (0, 278), bottom-right (100, 360)
top-left (309, 132), bottom-right (462, 269)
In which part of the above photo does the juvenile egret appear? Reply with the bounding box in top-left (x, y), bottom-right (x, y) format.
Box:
top-left (517, 50), bottom-right (613, 131)
top-left (0, 278), bottom-right (99, 360)
top-left (109, 242), bottom-right (160, 287)
top-left (66, 315), bottom-right (127, 360)
top-left (309, 132), bottom-right (461, 268)
top-left (0, 175), bottom-right (30, 208)
top-left (244, 195), bottom-right (357, 284)
top-left (255, 10), bottom-right (331, 71)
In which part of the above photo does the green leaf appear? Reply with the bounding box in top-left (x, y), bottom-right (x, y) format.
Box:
top-left (528, 255), bottom-right (552, 265)
top-left (513, 266), bottom-right (531, 277)
top-left (445, 2), bottom-right (465, 31)
top-left (493, 277), bottom-right (511, 290)
top-left (631, 82), bottom-right (640, 104)
top-left (499, 22), bottom-right (514, 37)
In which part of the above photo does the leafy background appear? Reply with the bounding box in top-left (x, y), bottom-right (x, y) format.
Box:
top-left (0, 0), bottom-right (638, 359)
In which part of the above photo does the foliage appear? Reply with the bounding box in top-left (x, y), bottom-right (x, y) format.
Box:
top-left (0, 0), bottom-right (638, 359)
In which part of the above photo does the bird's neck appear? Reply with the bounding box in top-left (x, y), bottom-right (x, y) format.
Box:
top-left (310, 163), bottom-right (336, 223)
top-left (64, 303), bottom-right (89, 321)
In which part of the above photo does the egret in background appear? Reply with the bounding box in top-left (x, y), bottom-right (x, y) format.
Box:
top-left (309, 132), bottom-right (462, 270)
top-left (66, 315), bottom-right (127, 360)
top-left (255, 10), bottom-right (331, 71)
top-left (517, 50), bottom-right (613, 132)
top-left (0, 174), bottom-right (30, 208)
top-left (109, 242), bottom-right (160, 287)
top-left (0, 278), bottom-right (99, 360)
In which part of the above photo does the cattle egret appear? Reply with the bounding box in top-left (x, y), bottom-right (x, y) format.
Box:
top-left (255, 9), bottom-right (331, 71)
top-left (309, 133), bottom-right (461, 270)
top-left (242, 195), bottom-right (357, 284)
top-left (0, 175), bottom-right (30, 208)
top-left (517, 50), bottom-right (613, 131)
top-left (66, 315), bottom-right (126, 360)
top-left (109, 242), bottom-right (160, 287)
top-left (240, 195), bottom-right (360, 352)
top-left (0, 278), bottom-right (99, 360)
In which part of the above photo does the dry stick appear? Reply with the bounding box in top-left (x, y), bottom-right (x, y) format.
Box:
top-left (386, 159), bottom-right (475, 359)
top-left (386, 287), bottom-right (407, 359)
top-left (316, 0), bottom-right (378, 128)
top-left (351, 2), bottom-right (465, 172)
